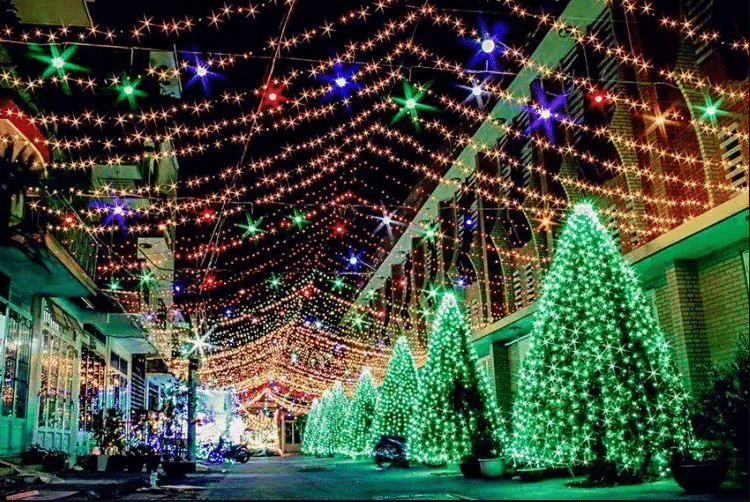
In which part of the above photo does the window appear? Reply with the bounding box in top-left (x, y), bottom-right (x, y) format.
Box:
top-left (78, 346), bottom-right (107, 432)
top-left (108, 352), bottom-right (129, 417)
top-left (1, 310), bottom-right (32, 419)
top-left (38, 330), bottom-right (76, 429)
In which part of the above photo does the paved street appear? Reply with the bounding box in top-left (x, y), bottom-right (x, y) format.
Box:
top-left (192, 456), bottom-right (734, 500)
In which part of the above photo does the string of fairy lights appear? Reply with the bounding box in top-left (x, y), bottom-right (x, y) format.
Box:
top-left (2, 0), bottom-right (747, 404)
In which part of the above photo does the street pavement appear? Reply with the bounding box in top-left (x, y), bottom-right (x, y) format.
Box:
top-left (192, 455), bottom-right (739, 500)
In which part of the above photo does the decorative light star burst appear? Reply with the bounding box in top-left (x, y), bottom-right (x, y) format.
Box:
top-left (461, 18), bottom-right (508, 71)
top-left (390, 80), bottom-right (439, 132)
top-left (183, 52), bottom-right (225, 96)
top-left (457, 76), bottom-right (493, 108)
top-left (236, 213), bottom-right (265, 239)
top-left (525, 81), bottom-right (570, 142)
top-left (89, 196), bottom-right (133, 232)
top-left (694, 96), bottom-right (726, 125)
top-left (318, 62), bottom-right (363, 105)
top-left (289, 209), bottom-right (310, 230)
top-left (29, 41), bottom-right (87, 80)
top-left (114, 74), bottom-right (147, 109)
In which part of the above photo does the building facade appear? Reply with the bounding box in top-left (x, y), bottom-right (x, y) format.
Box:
top-left (350, 0), bottom-right (749, 411)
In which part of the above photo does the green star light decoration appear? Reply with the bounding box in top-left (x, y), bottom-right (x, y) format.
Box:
top-left (236, 213), bottom-right (265, 239)
top-left (114, 74), bottom-right (147, 109)
top-left (390, 79), bottom-right (439, 132)
top-left (694, 96), bottom-right (727, 125)
top-left (29, 42), bottom-right (87, 80)
top-left (268, 272), bottom-right (283, 291)
top-left (289, 209), bottom-right (310, 230)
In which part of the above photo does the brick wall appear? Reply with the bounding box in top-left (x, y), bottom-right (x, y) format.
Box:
top-left (698, 245), bottom-right (750, 366)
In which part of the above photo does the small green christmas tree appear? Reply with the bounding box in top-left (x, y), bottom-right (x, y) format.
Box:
top-left (373, 336), bottom-right (420, 441)
top-left (410, 293), bottom-right (504, 464)
top-left (318, 381), bottom-right (349, 456)
top-left (342, 368), bottom-right (378, 457)
top-left (301, 398), bottom-right (322, 455)
top-left (511, 202), bottom-right (690, 480)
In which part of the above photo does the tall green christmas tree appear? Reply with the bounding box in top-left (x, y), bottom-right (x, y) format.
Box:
top-left (511, 202), bottom-right (690, 479)
top-left (301, 397), bottom-right (322, 455)
top-left (372, 336), bottom-right (420, 441)
top-left (318, 381), bottom-right (349, 455)
top-left (410, 293), bottom-right (504, 464)
top-left (342, 368), bottom-right (378, 457)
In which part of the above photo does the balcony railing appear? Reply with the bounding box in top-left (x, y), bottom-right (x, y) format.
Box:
top-left (49, 225), bottom-right (99, 279)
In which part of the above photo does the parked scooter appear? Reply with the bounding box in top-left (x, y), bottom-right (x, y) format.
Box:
top-left (207, 437), bottom-right (251, 464)
top-left (373, 435), bottom-right (409, 469)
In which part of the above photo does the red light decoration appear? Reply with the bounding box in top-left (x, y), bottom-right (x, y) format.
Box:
top-left (586, 88), bottom-right (610, 113)
top-left (62, 213), bottom-right (77, 227)
top-left (260, 82), bottom-right (289, 111)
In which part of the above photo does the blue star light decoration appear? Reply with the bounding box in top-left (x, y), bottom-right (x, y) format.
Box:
top-left (318, 62), bottom-right (363, 105)
top-left (182, 52), bottom-right (225, 96)
top-left (373, 209), bottom-right (404, 240)
top-left (89, 196), bottom-right (133, 232)
top-left (457, 76), bottom-right (493, 108)
top-left (525, 82), bottom-right (571, 143)
top-left (343, 249), bottom-right (366, 272)
top-left (462, 18), bottom-right (508, 71)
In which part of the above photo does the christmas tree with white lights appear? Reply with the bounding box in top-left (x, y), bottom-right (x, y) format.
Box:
top-left (372, 336), bottom-right (420, 441)
top-left (410, 293), bottom-right (504, 464)
top-left (319, 381), bottom-right (349, 455)
top-left (511, 202), bottom-right (690, 480)
top-left (342, 368), bottom-right (378, 457)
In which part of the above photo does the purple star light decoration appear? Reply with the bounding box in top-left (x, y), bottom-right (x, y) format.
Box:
top-left (462, 18), bottom-right (508, 71)
top-left (525, 81), bottom-right (571, 143)
top-left (318, 62), bottom-right (363, 105)
top-left (90, 196), bottom-right (133, 232)
top-left (183, 52), bottom-right (225, 95)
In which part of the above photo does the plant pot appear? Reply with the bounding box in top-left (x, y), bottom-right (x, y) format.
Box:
top-left (106, 454), bottom-right (126, 472)
top-left (145, 455), bottom-right (160, 473)
top-left (89, 454), bottom-right (109, 472)
top-left (126, 455), bottom-right (145, 473)
top-left (459, 458), bottom-right (483, 479)
top-left (519, 467), bottom-right (546, 482)
top-left (42, 456), bottom-right (67, 473)
top-left (478, 458), bottom-right (504, 478)
top-left (671, 461), bottom-right (727, 494)
top-left (162, 460), bottom-right (196, 479)
top-left (20, 450), bottom-right (45, 466)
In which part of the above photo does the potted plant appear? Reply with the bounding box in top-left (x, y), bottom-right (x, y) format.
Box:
top-left (20, 444), bottom-right (48, 466)
top-left (42, 449), bottom-right (68, 473)
top-left (125, 443), bottom-right (147, 473)
top-left (162, 455), bottom-right (196, 479)
top-left (687, 334), bottom-right (749, 490)
top-left (670, 443), bottom-right (729, 494)
top-left (91, 407), bottom-right (127, 472)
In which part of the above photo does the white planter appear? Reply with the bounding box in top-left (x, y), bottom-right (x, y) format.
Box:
top-left (478, 457), bottom-right (504, 478)
top-left (97, 454), bottom-right (109, 472)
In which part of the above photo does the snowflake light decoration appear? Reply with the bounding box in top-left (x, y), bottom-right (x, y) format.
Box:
top-left (318, 62), bottom-right (363, 105)
top-left (525, 81), bottom-right (570, 142)
top-left (183, 52), bottom-right (225, 96)
top-left (461, 18), bottom-right (508, 71)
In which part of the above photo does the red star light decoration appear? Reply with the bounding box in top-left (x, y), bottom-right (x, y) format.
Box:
top-left (260, 82), bottom-right (289, 111)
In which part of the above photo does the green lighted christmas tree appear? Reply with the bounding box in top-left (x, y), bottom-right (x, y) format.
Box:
top-left (342, 368), bottom-right (379, 457)
top-left (301, 397), bottom-right (322, 455)
top-left (373, 336), bottom-right (420, 440)
top-left (410, 293), bottom-right (504, 464)
top-left (511, 202), bottom-right (690, 480)
top-left (318, 381), bottom-right (349, 456)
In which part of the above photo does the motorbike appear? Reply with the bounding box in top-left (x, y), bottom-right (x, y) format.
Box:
top-left (207, 437), bottom-right (251, 464)
top-left (373, 435), bottom-right (409, 469)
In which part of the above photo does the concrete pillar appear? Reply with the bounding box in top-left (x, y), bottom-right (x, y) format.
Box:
top-left (186, 357), bottom-right (199, 462)
top-left (490, 341), bottom-right (512, 418)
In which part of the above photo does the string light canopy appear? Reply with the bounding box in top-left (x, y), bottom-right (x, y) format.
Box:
top-left (4, 0), bottom-right (745, 413)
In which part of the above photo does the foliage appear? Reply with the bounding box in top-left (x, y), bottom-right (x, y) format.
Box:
top-left (93, 407), bottom-right (126, 455)
top-left (342, 368), bottom-right (378, 457)
top-left (511, 202), bottom-right (690, 481)
top-left (319, 381), bottom-right (349, 455)
top-left (690, 333), bottom-right (749, 475)
top-left (409, 293), bottom-right (504, 464)
top-left (372, 336), bottom-right (420, 441)
top-left (301, 396), bottom-right (324, 455)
